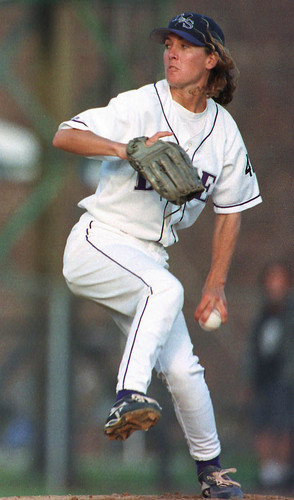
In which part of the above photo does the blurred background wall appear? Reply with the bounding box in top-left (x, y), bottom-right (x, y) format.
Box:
top-left (0, 0), bottom-right (293, 497)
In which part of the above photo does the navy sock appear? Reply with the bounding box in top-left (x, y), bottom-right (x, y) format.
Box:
top-left (115, 389), bottom-right (144, 403)
top-left (196, 455), bottom-right (221, 477)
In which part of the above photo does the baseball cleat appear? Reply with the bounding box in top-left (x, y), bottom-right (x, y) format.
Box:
top-left (199, 466), bottom-right (243, 499)
top-left (104, 393), bottom-right (162, 441)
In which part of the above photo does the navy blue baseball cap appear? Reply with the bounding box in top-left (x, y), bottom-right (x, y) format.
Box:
top-left (150, 12), bottom-right (225, 51)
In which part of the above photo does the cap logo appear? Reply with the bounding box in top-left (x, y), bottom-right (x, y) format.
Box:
top-left (172, 13), bottom-right (194, 30)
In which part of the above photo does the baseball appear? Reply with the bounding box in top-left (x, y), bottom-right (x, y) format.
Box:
top-left (199, 309), bottom-right (222, 331)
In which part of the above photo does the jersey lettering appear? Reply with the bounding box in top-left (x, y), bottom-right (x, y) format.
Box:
top-left (195, 171), bottom-right (217, 202)
top-left (245, 154), bottom-right (254, 177)
top-left (134, 171), bottom-right (217, 201)
top-left (134, 173), bottom-right (153, 191)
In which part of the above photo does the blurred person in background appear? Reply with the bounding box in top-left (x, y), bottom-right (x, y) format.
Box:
top-left (241, 261), bottom-right (294, 491)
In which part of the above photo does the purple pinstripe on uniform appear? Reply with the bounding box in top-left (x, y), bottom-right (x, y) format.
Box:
top-left (85, 222), bottom-right (153, 389)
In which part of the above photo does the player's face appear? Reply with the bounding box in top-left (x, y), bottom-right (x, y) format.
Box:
top-left (163, 34), bottom-right (217, 91)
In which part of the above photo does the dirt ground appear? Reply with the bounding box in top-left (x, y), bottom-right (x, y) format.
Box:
top-left (1, 494), bottom-right (294, 500)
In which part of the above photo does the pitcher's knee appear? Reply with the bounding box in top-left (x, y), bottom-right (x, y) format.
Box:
top-left (155, 275), bottom-right (184, 312)
top-left (165, 356), bottom-right (206, 391)
top-left (63, 262), bottom-right (87, 298)
top-left (63, 262), bottom-right (78, 289)
top-left (63, 272), bottom-right (81, 298)
top-left (174, 279), bottom-right (185, 308)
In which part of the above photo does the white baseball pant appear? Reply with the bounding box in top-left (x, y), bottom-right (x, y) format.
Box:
top-left (63, 212), bottom-right (221, 460)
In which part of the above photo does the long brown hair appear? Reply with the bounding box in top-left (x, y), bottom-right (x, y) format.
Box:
top-left (205, 40), bottom-right (239, 106)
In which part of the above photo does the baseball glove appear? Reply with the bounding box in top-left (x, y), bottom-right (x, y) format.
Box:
top-left (127, 137), bottom-right (204, 205)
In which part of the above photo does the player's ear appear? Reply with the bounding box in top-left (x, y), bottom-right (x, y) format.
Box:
top-left (206, 52), bottom-right (219, 70)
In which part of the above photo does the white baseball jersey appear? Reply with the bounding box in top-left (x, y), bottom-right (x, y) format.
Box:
top-left (59, 79), bottom-right (261, 247)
